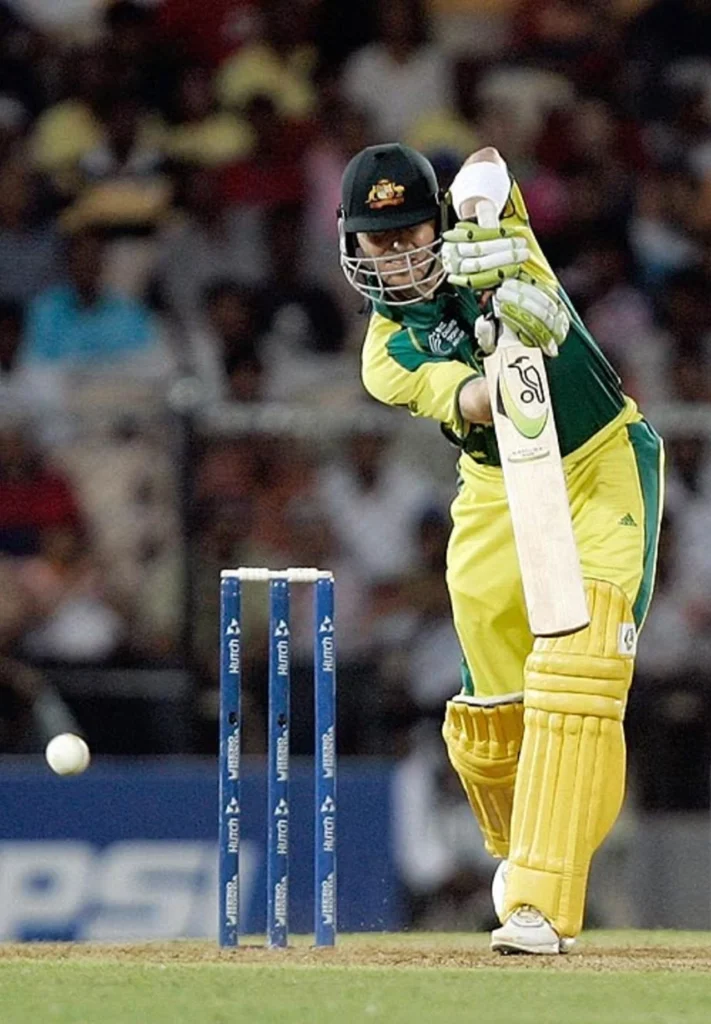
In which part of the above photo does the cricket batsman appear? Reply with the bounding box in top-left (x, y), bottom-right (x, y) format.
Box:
top-left (337, 143), bottom-right (664, 953)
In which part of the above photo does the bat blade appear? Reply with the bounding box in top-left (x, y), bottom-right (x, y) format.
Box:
top-left (484, 340), bottom-right (589, 636)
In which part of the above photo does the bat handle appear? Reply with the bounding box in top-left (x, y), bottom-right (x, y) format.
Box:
top-left (474, 198), bottom-right (500, 231)
top-left (473, 200), bottom-right (518, 349)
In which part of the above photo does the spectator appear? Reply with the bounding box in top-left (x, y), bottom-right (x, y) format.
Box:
top-left (191, 495), bottom-right (260, 672)
top-left (0, 419), bottom-right (83, 557)
top-left (0, 0), bottom-right (705, 781)
top-left (272, 496), bottom-right (375, 756)
top-left (560, 231), bottom-right (664, 406)
top-left (0, 650), bottom-right (81, 753)
top-left (318, 426), bottom-right (441, 583)
top-left (402, 55), bottom-right (481, 181)
top-left (19, 228), bottom-right (167, 378)
top-left (341, 0), bottom-right (451, 141)
top-left (52, 406), bottom-right (185, 655)
top-left (312, 0), bottom-right (377, 76)
top-left (0, 300), bottom-right (30, 421)
top-left (627, 511), bottom-right (711, 812)
top-left (199, 279), bottom-right (267, 403)
top-left (280, 496), bottom-right (369, 666)
top-left (0, 552), bottom-right (83, 754)
top-left (633, 512), bottom-right (702, 682)
top-left (190, 493), bottom-right (267, 754)
top-left (0, 158), bottom-right (58, 304)
top-left (538, 94), bottom-right (639, 185)
top-left (61, 92), bottom-right (170, 239)
top-left (302, 96), bottom-right (371, 276)
top-left (248, 434), bottom-right (318, 554)
top-left (652, 268), bottom-right (711, 404)
top-left (0, 1), bottom-right (46, 118)
top-left (194, 435), bottom-right (260, 505)
top-left (659, 435), bottom-right (711, 668)
top-left (629, 167), bottom-right (702, 289)
top-left (666, 435), bottom-right (711, 507)
top-left (257, 202), bottom-right (348, 402)
top-left (158, 0), bottom-right (260, 67)
top-left (396, 506), bottom-right (463, 716)
top-left (14, 522), bottom-right (130, 666)
top-left (362, 504), bottom-right (463, 754)
top-left (78, 93), bottom-right (163, 188)
top-left (30, 45), bottom-right (110, 187)
top-left (512, 0), bottom-right (621, 95)
top-left (158, 163), bottom-right (267, 326)
top-left (163, 63), bottom-right (253, 168)
top-left (643, 73), bottom-right (711, 178)
top-left (221, 94), bottom-right (309, 208)
top-left (391, 721), bottom-right (494, 930)
top-left (216, 0), bottom-right (317, 120)
top-left (0, 300), bottom-right (23, 375)
top-left (625, 0), bottom-right (711, 119)
top-left (0, 94), bottom-right (29, 165)
top-left (104, 0), bottom-right (184, 117)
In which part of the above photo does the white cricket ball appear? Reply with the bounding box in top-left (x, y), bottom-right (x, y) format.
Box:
top-left (45, 733), bottom-right (91, 776)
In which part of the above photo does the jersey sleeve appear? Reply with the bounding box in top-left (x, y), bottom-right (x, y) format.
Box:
top-left (361, 310), bottom-right (478, 438)
top-left (498, 172), bottom-right (560, 293)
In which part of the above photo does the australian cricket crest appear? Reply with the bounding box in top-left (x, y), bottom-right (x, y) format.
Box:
top-left (366, 179), bottom-right (405, 209)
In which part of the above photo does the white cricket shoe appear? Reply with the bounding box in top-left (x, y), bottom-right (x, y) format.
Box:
top-left (491, 859), bottom-right (508, 923)
top-left (491, 905), bottom-right (574, 955)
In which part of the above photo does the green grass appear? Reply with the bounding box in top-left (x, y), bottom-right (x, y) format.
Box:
top-left (1, 933), bottom-right (710, 1024)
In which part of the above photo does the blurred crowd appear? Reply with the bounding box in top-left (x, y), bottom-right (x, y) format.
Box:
top-left (0, 0), bottom-right (711, 925)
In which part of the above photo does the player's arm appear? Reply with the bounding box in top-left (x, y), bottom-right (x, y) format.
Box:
top-left (362, 311), bottom-right (492, 429)
top-left (457, 377), bottom-right (492, 424)
top-left (467, 150), bottom-right (561, 291)
top-left (443, 149), bottom-right (570, 357)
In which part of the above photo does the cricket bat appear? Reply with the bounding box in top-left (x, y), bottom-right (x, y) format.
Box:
top-left (476, 199), bottom-right (589, 637)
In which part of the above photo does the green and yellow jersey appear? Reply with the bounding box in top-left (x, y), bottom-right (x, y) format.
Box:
top-left (361, 176), bottom-right (637, 467)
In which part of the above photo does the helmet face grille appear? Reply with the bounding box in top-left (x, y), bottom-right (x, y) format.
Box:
top-left (338, 144), bottom-right (451, 305)
top-left (340, 237), bottom-right (446, 306)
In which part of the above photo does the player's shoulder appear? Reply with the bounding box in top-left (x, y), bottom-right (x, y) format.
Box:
top-left (364, 304), bottom-right (404, 339)
top-left (363, 308), bottom-right (408, 359)
top-left (496, 175), bottom-right (560, 292)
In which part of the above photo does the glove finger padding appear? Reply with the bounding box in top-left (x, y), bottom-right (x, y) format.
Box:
top-left (442, 222), bottom-right (530, 291)
top-left (496, 279), bottom-right (570, 357)
top-left (447, 264), bottom-right (523, 291)
top-left (451, 237), bottom-right (529, 259)
top-left (442, 225), bottom-right (509, 244)
top-left (458, 249), bottom-right (529, 275)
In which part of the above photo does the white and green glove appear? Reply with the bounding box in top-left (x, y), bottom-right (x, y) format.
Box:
top-left (475, 278), bottom-right (570, 358)
top-left (442, 222), bottom-right (529, 290)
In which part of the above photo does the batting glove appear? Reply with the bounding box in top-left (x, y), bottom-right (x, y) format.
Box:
top-left (490, 278), bottom-right (570, 358)
top-left (442, 222), bottom-right (529, 291)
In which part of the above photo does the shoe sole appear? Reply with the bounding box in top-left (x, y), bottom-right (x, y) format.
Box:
top-left (491, 937), bottom-right (563, 955)
top-left (491, 936), bottom-right (575, 955)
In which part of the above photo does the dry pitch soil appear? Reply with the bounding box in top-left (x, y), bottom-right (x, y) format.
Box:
top-left (2, 938), bottom-right (711, 973)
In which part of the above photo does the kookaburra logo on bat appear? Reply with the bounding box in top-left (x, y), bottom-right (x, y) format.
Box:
top-left (507, 355), bottom-right (545, 405)
top-left (497, 353), bottom-right (549, 440)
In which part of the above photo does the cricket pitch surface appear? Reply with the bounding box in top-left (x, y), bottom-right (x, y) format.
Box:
top-left (1, 932), bottom-right (710, 1023)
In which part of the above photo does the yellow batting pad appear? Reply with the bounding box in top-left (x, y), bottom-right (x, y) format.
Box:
top-left (442, 694), bottom-right (524, 858)
top-left (504, 580), bottom-right (635, 938)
